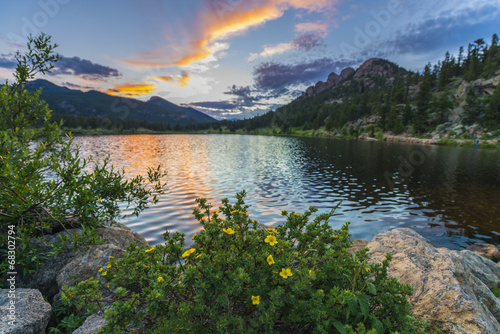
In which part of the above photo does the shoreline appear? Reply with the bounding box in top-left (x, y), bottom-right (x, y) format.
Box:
top-left (64, 127), bottom-right (500, 149)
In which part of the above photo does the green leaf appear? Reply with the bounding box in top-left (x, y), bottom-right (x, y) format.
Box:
top-left (367, 282), bottom-right (377, 295)
top-left (332, 320), bottom-right (347, 334)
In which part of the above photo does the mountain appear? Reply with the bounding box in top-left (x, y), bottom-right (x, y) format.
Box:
top-left (147, 96), bottom-right (215, 123)
top-left (26, 80), bottom-right (216, 125)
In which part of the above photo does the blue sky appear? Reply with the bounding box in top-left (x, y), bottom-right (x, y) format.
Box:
top-left (0, 0), bottom-right (499, 119)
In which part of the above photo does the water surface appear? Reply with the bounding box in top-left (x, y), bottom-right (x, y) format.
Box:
top-left (74, 134), bottom-right (500, 249)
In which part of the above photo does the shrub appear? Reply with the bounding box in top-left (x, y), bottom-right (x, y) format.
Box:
top-left (64, 191), bottom-right (430, 333)
top-left (0, 34), bottom-right (166, 275)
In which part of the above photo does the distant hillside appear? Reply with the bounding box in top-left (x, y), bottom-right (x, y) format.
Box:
top-left (183, 33), bottom-right (500, 139)
top-left (27, 80), bottom-right (216, 126)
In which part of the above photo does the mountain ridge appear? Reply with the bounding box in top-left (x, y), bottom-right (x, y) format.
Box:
top-left (26, 79), bottom-right (216, 125)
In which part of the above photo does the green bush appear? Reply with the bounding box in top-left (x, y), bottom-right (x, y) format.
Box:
top-left (64, 192), bottom-right (430, 333)
top-left (0, 34), bottom-right (166, 275)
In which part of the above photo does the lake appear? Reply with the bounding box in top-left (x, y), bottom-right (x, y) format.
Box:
top-left (74, 134), bottom-right (500, 250)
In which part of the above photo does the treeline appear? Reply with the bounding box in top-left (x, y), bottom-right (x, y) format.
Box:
top-left (51, 114), bottom-right (174, 132)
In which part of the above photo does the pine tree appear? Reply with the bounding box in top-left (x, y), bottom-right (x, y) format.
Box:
top-left (414, 64), bottom-right (432, 133)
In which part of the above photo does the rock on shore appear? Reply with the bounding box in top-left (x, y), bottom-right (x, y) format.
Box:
top-left (366, 228), bottom-right (500, 334)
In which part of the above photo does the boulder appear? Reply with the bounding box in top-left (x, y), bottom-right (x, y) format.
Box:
top-left (14, 223), bottom-right (148, 301)
top-left (72, 313), bottom-right (106, 334)
top-left (367, 228), bottom-right (500, 333)
top-left (0, 289), bottom-right (52, 334)
top-left (468, 243), bottom-right (500, 262)
top-left (56, 243), bottom-right (125, 289)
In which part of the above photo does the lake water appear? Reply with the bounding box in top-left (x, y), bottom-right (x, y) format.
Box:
top-left (74, 134), bottom-right (500, 250)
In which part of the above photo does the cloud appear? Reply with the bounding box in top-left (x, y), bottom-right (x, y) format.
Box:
top-left (149, 72), bottom-right (191, 87)
top-left (370, 2), bottom-right (500, 59)
top-left (150, 76), bottom-right (175, 82)
top-left (248, 43), bottom-right (295, 61)
top-left (177, 72), bottom-right (191, 87)
top-left (294, 21), bottom-right (328, 34)
top-left (253, 57), bottom-right (356, 97)
top-left (291, 32), bottom-right (325, 51)
top-left (50, 56), bottom-right (121, 80)
top-left (122, 0), bottom-right (338, 67)
top-left (248, 29), bottom-right (326, 61)
top-left (107, 83), bottom-right (157, 97)
top-left (62, 82), bottom-right (94, 90)
top-left (0, 54), bottom-right (16, 69)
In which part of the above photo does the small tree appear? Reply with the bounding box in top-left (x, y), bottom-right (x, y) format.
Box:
top-left (0, 34), bottom-right (166, 275)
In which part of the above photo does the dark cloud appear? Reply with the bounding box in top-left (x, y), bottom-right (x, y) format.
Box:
top-left (189, 101), bottom-right (238, 110)
top-left (253, 58), bottom-right (356, 97)
top-left (291, 32), bottom-right (325, 52)
top-left (62, 82), bottom-right (94, 90)
top-left (380, 4), bottom-right (500, 55)
top-left (50, 56), bottom-right (121, 80)
top-left (0, 54), bottom-right (16, 69)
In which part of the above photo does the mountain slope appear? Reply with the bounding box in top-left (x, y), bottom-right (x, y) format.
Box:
top-left (147, 96), bottom-right (215, 123)
top-left (26, 80), bottom-right (216, 125)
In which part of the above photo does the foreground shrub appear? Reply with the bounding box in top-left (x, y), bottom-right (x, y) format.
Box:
top-left (64, 191), bottom-right (430, 333)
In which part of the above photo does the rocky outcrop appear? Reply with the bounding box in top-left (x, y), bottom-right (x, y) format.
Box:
top-left (340, 67), bottom-right (355, 79)
top-left (0, 289), bottom-right (52, 334)
top-left (301, 59), bottom-right (403, 98)
top-left (367, 228), bottom-right (500, 333)
top-left (353, 58), bottom-right (402, 81)
top-left (14, 223), bottom-right (148, 301)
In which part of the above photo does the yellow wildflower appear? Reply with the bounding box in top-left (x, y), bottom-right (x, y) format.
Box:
top-left (196, 254), bottom-right (202, 258)
top-left (192, 233), bottom-right (197, 240)
top-left (223, 228), bottom-right (235, 235)
top-left (145, 247), bottom-right (154, 253)
top-left (265, 228), bottom-right (276, 233)
top-left (333, 235), bottom-right (338, 239)
top-left (365, 267), bottom-right (370, 272)
top-left (102, 271), bottom-right (107, 276)
top-left (108, 256), bottom-right (114, 259)
top-left (280, 268), bottom-right (293, 279)
top-left (251, 295), bottom-right (260, 305)
top-left (266, 255), bottom-right (275, 265)
top-left (98, 268), bottom-right (103, 272)
top-left (107, 263), bottom-right (111, 269)
top-left (158, 276), bottom-right (163, 283)
top-left (106, 283), bottom-right (110, 288)
top-left (264, 235), bottom-right (278, 246)
top-left (230, 209), bottom-right (239, 214)
top-left (309, 270), bottom-right (314, 275)
top-left (182, 248), bottom-right (196, 258)
top-left (281, 210), bottom-right (288, 215)
top-left (294, 213), bottom-right (300, 217)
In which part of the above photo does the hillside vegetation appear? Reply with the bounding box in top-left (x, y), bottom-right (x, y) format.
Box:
top-left (184, 33), bottom-right (500, 140)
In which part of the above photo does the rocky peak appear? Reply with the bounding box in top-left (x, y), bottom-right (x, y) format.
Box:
top-left (353, 58), bottom-right (401, 80)
top-left (340, 67), bottom-right (355, 79)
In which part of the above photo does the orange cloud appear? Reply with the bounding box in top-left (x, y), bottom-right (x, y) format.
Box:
top-left (150, 76), bottom-right (174, 82)
top-left (122, 0), bottom-right (337, 67)
top-left (107, 83), bottom-right (157, 97)
top-left (176, 73), bottom-right (191, 87)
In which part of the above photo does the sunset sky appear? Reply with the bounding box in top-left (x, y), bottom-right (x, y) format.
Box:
top-left (1, 0), bottom-right (499, 119)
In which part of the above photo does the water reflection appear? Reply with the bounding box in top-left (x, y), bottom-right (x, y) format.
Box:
top-left (74, 134), bottom-right (500, 249)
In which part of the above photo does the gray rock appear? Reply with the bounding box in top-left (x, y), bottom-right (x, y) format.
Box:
top-left (468, 243), bottom-right (500, 262)
top-left (72, 313), bottom-right (106, 334)
top-left (14, 223), bottom-right (148, 301)
top-left (367, 228), bottom-right (500, 333)
top-left (56, 243), bottom-right (125, 289)
top-left (0, 289), bottom-right (52, 334)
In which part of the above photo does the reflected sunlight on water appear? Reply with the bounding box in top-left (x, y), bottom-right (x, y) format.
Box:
top-left (74, 134), bottom-right (500, 250)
